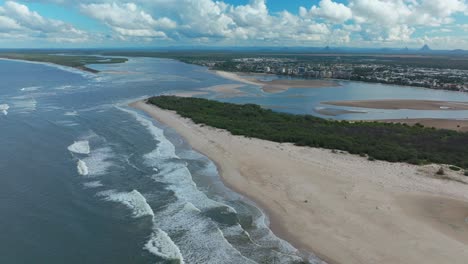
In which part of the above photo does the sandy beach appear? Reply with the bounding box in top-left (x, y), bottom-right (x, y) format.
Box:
top-left (215, 70), bottom-right (339, 93)
top-left (324, 99), bottom-right (468, 110)
top-left (132, 100), bottom-right (468, 264)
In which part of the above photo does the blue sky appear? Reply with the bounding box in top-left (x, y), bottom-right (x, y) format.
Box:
top-left (0, 0), bottom-right (468, 49)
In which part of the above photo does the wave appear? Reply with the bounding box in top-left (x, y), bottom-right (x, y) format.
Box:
top-left (82, 147), bottom-right (114, 176)
top-left (20, 86), bottom-right (41, 92)
top-left (98, 190), bottom-right (154, 218)
top-left (144, 229), bottom-right (185, 264)
top-left (117, 107), bottom-right (177, 159)
top-left (54, 85), bottom-right (73, 90)
top-left (64, 111), bottom-right (79, 116)
top-left (120, 107), bottom-right (310, 263)
top-left (11, 97), bottom-right (36, 113)
top-left (77, 160), bottom-right (89, 176)
top-left (68, 141), bottom-right (90, 155)
top-left (154, 202), bottom-right (256, 264)
top-left (83, 181), bottom-right (103, 188)
top-left (0, 104), bottom-right (9, 115)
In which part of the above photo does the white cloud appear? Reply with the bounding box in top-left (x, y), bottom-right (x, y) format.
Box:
top-left (307, 0), bottom-right (353, 23)
top-left (0, 1), bottom-right (88, 43)
top-left (1, 0), bottom-right (468, 48)
top-left (80, 2), bottom-right (175, 40)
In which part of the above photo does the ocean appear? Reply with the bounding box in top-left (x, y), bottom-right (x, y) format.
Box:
top-left (0, 58), bottom-right (318, 264)
top-left (2, 57), bottom-right (467, 264)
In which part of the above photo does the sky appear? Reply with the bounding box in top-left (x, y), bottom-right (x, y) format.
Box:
top-left (1, 0), bottom-right (468, 49)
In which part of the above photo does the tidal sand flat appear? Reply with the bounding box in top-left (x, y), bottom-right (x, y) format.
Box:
top-left (324, 99), bottom-right (468, 110)
top-left (169, 84), bottom-right (247, 98)
top-left (132, 100), bottom-right (468, 264)
top-left (215, 70), bottom-right (340, 93)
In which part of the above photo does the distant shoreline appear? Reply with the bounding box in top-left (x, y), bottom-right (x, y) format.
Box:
top-left (0, 57), bottom-right (99, 74)
top-left (213, 70), bottom-right (340, 93)
top-left (131, 99), bottom-right (468, 264)
top-left (323, 99), bottom-right (468, 111)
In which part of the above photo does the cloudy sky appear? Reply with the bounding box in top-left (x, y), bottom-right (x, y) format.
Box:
top-left (1, 0), bottom-right (468, 49)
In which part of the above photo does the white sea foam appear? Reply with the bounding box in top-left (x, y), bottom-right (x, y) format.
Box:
top-left (0, 104), bottom-right (9, 115)
top-left (120, 107), bottom-right (305, 263)
top-left (20, 86), bottom-right (41, 92)
top-left (117, 107), bottom-right (177, 159)
top-left (68, 141), bottom-right (91, 155)
top-left (145, 229), bottom-right (185, 263)
top-left (55, 85), bottom-right (73, 90)
top-left (155, 202), bottom-right (256, 264)
top-left (64, 111), bottom-right (79, 116)
top-left (99, 190), bottom-right (154, 218)
top-left (77, 160), bottom-right (89, 176)
top-left (83, 181), bottom-right (103, 188)
top-left (12, 97), bottom-right (36, 113)
top-left (82, 146), bottom-right (114, 176)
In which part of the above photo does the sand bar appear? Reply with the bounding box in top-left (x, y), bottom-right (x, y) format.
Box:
top-left (324, 99), bottom-right (468, 110)
top-left (132, 100), bottom-right (468, 264)
top-left (214, 70), bottom-right (339, 93)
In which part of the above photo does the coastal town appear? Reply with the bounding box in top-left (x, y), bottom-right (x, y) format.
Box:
top-left (191, 56), bottom-right (468, 92)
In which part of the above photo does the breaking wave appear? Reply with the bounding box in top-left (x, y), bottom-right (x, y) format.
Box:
top-left (68, 141), bottom-right (90, 155)
top-left (77, 160), bottom-right (89, 176)
top-left (144, 229), bottom-right (185, 264)
top-left (20, 86), bottom-right (41, 92)
top-left (98, 189), bottom-right (154, 218)
top-left (83, 181), bottom-right (103, 188)
top-left (0, 104), bottom-right (9, 115)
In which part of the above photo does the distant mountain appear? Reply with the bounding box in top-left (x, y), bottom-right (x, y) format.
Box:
top-left (419, 44), bottom-right (431, 52)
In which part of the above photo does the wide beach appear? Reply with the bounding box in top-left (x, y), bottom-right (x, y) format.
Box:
top-left (132, 100), bottom-right (468, 264)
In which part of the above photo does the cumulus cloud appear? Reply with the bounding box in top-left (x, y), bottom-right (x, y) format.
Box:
top-left (0, 1), bottom-right (88, 43)
top-left (80, 2), bottom-right (175, 39)
top-left (1, 0), bottom-right (468, 47)
top-left (304, 0), bottom-right (353, 24)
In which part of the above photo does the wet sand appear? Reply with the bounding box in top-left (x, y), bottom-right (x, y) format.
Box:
top-left (132, 100), bottom-right (468, 264)
top-left (324, 99), bottom-right (468, 110)
top-left (215, 71), bottom-right (339, 93)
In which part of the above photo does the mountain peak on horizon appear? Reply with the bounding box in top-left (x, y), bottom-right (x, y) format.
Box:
top-left (420, 44), bottom-right (431, 51)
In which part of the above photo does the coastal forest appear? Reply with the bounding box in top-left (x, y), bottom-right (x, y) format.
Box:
top-left (149, 96), bottom-right (468, 170)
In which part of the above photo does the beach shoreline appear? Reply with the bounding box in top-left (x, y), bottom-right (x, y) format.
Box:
top-left (131, 99), bottom-right (468, 264)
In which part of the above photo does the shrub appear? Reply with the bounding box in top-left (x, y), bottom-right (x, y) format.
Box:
top-left (464, 171), bottom-right (468, 176)
top-left (368, 156), bottom-right (376, 161)
top-left (148, 96), bottom-right (468, 169)
top-left (436, 167), bottom-right (445, 175)
top-left (449, 165), bottom-right (461, 171)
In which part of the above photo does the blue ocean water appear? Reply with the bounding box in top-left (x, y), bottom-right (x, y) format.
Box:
top-left (1, 57), bottom-right (467, 264)
top-left (0, 58), bottom-right (317, 264)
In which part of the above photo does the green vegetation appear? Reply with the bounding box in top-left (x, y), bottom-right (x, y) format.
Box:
top-left (464, 171), bottom-right (468, 176)
top-left (449, 165), bottom-right (461, 171)
top-left (0, 52), bottom-right (127, 73)
top-left (148, 96), bottom-right (468, 169)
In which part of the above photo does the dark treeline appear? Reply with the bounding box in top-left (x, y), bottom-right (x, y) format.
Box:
top-left (149, 96), bottom-right (468, 169)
